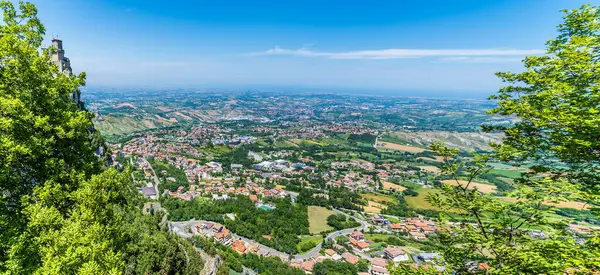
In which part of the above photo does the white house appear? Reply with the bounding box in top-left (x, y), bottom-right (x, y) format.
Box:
top-left (384, 247), bottom-right (409, 262)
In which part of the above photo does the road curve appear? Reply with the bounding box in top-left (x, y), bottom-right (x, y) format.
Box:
top-left (293, 208), bottom-right (368, 260)
top-left (170, 208), bottom-right (371, 262)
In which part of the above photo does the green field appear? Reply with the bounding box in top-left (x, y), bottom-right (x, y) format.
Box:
top-left (273, 139), bottom-right (299, 148)
top-left (297, 235), bottom-right (323, 252)
top-left (489, 168), bottom-right (523, 179)
top-left (365, 233), bottom-right (396, 242)
top-left (199, 145), bottom-right (233, 155)
top-left (307, 206), bottom-right (336, 234)
top-left (360, 193), bottom-right (397, 205)
top-left (405, 188), bottom-right (440, 210)
top-left (96, 116), bottom-right (152, 136)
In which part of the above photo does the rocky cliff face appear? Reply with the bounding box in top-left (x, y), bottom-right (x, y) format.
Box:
top-left (49, 37), bottom-right (85, 110)
top-left (50, 37), bottom-right (108, 160)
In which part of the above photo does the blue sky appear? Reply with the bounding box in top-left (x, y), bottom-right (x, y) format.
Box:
top-left (32, 0), bottom-right (594, 97)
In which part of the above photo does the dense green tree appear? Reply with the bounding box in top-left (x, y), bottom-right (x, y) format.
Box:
top-left (0, 2), bottom-right (203, 274)
top-left (356, 259), bottom-right (369, 272)
top-left (327, 214), bottom-right (360, 230)
top-left (0, 1), bottom-right (101, 271)
top-left (485, 5), bottom-right (600, 195)
top-left (393, 5), bottom-right (600, 275)
top-left (163, 196), bottom-right (309, 254)
top-left (313, 259), bottom-right (357, 275)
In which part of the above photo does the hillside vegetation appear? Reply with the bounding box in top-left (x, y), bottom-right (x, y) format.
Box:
top-left (0, 3), bottom-right (203, 274)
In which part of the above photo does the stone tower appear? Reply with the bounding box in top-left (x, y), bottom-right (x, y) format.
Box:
top-left (51, 37), bottom-right (72, 76)
top-left (50, 37), bottom-right (82, 109)
top-left (48, 36), bottom-right (107, 158)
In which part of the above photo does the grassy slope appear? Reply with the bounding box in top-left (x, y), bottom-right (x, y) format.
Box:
top-left (405, 188), bottom-right (440, 210)
top-left (307, 206), bottom-right (336, 234)
top-left (297, 235), bottom-right (324, 252)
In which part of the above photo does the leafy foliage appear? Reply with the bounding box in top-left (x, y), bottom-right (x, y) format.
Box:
top-left (327, 214), bottom-right (361, 230)
top-left (484, 4), bottom-right (600, 196)
top-left (194, 235), bottom-right (305, 275)
top-left (313, 259), bottom-right (358, 275)
top-left (394, 6), bottom-right (600, 274)
top-left (163, 196), bottom-right (309, 254)
top-left (0, 2), bottom-right (203, 273)
top-left (150, 159), bottom-right (190, 192)
top-left (381, 195), bottom-right (415, 218)
top-left (296, 187), bottom-right (363, 211)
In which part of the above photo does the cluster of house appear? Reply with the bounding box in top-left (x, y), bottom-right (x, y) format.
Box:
top-left (375, 163), bottom-right (418, 180)
top-left (188, 219), bottom-right (446, 275)
top-left (252, 159), bottom-right (293, 171)
top-left (120, 137), bottom-right (224, 184)
top-left (371, 215), bottom-right (439, 240)
top-left (191, 220), bottom-right (294, 265)
top-left (249, 121), bottom-right (380, 140)
top-left (319, 124), bottom-right (379, 136)
top-left (321, 162), bottom-right (425, 193)
top-left (192, 221), bottom-right (233, 245)
top-left (121, 136), bottom-right (203, 160)
top-left (251, 159), bottom-right (315, 173)
top-left (252, 126), bottom-right (328, 140)
top-left (163, 180), bottom-right (289, 203)
top-left (332, 231), bottom-right (416, 275)
top-left (367, 247), bottom-right (414, 275)
top-left (325, 171), bottom-right (376, 191)
top-left (211, 135), bottom-right (255, 146)
top-left (331, 161), bottom-right (376, 171)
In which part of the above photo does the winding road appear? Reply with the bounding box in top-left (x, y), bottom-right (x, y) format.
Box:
top-left (142, 157), bottom-right (160, 196)
top-left (293, 209), bottom-right (369, 260)
top-left (170, 208), bottom-right (371, 262)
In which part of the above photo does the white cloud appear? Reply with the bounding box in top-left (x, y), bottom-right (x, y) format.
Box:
top-left (249, 46), bottom-right (544, 61)
top-left (438, 56), bottom-right (525, 63)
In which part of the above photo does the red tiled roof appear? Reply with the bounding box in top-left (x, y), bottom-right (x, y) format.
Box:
top-left (389, 224), bottom-right (403, 229)
top-left (350, 231), bottom-right (364, 239)
top-left (232, 240), bottom-right (246, 253)
top-left (371, 266), bottom-right (390, 274)
top-left (384, 247), bottom-right (406, 257)
top-left (345, 255), bottom-right (359, 264)
top-left (300, 260), bottom-right (315, 271)
top-left (372, 257), bottom-right (388, 267)
top-left (353, 240), bottom-right (369, 249)
top-left (215, 228), bottom-right (230, 239)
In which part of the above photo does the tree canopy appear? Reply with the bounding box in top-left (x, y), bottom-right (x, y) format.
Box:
top-left (0, 1), bottom-right (203, 274)
top-left (392, 5), bottom-right (600, 275)
top-left (486, 4), bottom-right (600, 196)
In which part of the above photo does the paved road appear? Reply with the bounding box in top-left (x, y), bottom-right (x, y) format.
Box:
top-left (234, 234), bottom-right (290, 260)
top-left (242, 266), bottom-right (257, 275)
top-left (171, 220), bottom-right (293, 260)
top-left (170, 221), bottom-right (222, 275)
top-left (341, 208), bottom-right (392, 234)
top-left (293, 208), bottom-right (368, 260)
top-left (170, 208), bottom-right (374, 263)
top-left (143, 157), bottom-right (160, 196)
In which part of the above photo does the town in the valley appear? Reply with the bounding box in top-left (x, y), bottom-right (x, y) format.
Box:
top-left (91, 88), bottom-right (599, 275)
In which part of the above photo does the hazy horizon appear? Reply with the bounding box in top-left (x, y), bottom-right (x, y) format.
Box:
top-left (84, 84), bottom-right (497, 100)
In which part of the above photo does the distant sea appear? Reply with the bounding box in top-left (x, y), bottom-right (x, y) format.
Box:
top-left (85, 84), bottom-right (495, 101)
